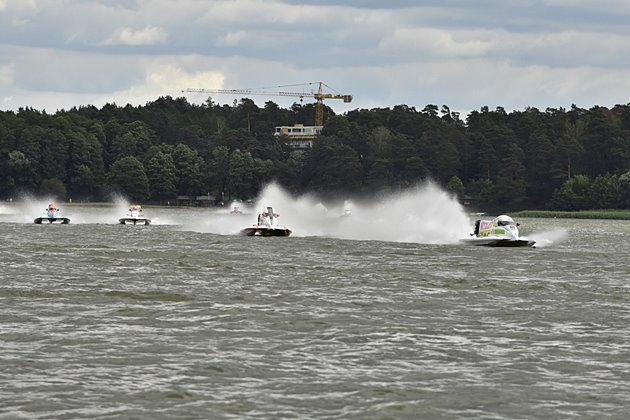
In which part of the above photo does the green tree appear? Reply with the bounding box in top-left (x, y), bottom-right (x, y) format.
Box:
top-left (413, 128), bottom-right (461, 183)
top-left (227, 149), bottom-right (256, 200)
top-left (305, 137), bottom-right (362, 197)
top-left (446, 175), bottom-right (465, 199)
top-left (467, 178), bottom-right (498, 211)
top-left (146, 151), bottom-right (177, 202)
top-left (470, 135), bottom-right (497, 180)
top-left (550, 175), bottom-right (591, 210)
top-left (399, 156), bottom-right (427, 187)
top-left (40, 177), bottom-right (67, 198)
top-left (580, 107), bottom-right (625, 176)
top-left (172, 144), bottom-right (204, 196)
top-left (14, 127), bottom-right (43, 189)
top-left (109, 121), bottom-right (154, 163)
top-left (524, 129), bottom-right (555, 207)
top-left (178, 124), bottom-right (207, 152)
top-left (40, 128), bottom-right (68, 181)
top-left (495, 143), bottom-right (527, 210)
top-left (7, 150), bottom-right (37, 192)
top-left (207, 145), bottom-right (230, 200)
top-left (391, 134), bottom-right (424, 188)
top-left (363, 127), bottom-right (394, 191)
top-left (273, 152), bottom-right (305, 192)
top-left (67, 130), bottom-right (105, 199)
top-left (588, 174), bottom-right (620, 209)
top-left (618, 171), bottom-right (630, 208)
top-left (108, 156), bottom-right (149, 201)
top-left (252, 157), bottom-right (274, 186)
top-left (70, 164), bottom-right (97, 199)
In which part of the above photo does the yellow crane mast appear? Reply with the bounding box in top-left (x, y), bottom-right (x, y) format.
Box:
top-left (183, 82), bottom-right (352, 126)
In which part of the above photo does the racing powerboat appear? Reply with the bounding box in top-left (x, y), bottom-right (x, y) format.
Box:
top-left (34, 203), bottom-right (70, 224)
top-left (119, 204), bottom-right (151, 225)
top-left (461, 214), bottom-right (535, 247)
top-left (241, 206), bottom-right (292, 236)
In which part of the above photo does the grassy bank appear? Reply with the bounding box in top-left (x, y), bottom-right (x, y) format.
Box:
top-left (0, 201), bottom-right (214, 209)
top-left (512, 210), bottom-right (630, 220)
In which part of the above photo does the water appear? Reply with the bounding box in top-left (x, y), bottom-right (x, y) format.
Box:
top-left (1, 187), bottom-right (630, 419)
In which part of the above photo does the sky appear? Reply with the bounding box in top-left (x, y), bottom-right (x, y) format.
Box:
top-left (2, 0), bottom-right (630, 118)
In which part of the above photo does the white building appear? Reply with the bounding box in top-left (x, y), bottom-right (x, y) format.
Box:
top-left (274, 124), bottom-right (323, 149)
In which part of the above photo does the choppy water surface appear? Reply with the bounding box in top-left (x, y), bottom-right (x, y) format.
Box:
top-left (1, 200), bottom-right (630, 419)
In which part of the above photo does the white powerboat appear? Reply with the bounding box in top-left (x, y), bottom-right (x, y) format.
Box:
top-left (34, 203), bottom-right (70, 224)
top-left (461, 215), bottom-right (535, 247)
top-left (241, 206), bottom-right (292, 236)
top-left (119, 204), bottom-right (151, 225)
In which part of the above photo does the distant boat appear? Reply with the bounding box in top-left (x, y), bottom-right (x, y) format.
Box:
top-left (34, 203), bottom-right (70, 224)
top-left (119, 204), bottom-right (151, 225)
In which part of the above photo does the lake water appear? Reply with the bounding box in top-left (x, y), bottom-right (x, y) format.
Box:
top-left (1, 188), bottom-right (630, 419)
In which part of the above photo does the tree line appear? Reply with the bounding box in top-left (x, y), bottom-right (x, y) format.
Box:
top-left (2, 96), bottom-right (630, 211)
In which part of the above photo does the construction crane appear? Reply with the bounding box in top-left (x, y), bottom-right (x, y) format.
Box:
top-left (183, 82), bottom-right (352, 126)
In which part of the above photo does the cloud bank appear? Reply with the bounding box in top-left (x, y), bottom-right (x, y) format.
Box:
top-left (2, 0), bottom-right (630, 115)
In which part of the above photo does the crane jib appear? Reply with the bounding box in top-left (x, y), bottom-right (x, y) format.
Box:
top-left (183, 83), bottom-right (353, 126)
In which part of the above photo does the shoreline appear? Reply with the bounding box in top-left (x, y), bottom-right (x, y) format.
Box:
top-left (0, 201), bottom-right (218, 209)
top-left (512, 210), bottom-right (630, 220)
top-left (4, 201), bottom-right (630, 219)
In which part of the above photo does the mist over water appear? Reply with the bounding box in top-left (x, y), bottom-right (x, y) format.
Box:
top-left (0, 195), bottom-right (175, 225)
top-left (0, 203), bottom-right (13, 215)
top-left (183, 182), bottom-right (472, 244)
top-left (111, 194), bottom-right (132, 217)
top-left (6, 195), bottom-right (65, 223)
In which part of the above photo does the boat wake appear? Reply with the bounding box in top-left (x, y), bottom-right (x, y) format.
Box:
top-left (528, 229), bottom-right (569, 248)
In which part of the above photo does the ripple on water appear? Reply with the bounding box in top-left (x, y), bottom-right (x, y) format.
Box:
top-left (1, 216), bottom-right (630, 418)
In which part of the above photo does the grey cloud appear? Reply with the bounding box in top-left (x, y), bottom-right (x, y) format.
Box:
top-left (2, 0), bottom-right (630, 114)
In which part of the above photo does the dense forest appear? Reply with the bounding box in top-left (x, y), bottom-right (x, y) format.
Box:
top-left (2, 96), bottom-right (630, 212)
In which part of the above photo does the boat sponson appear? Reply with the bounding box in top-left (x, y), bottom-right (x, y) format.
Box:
top-left (34, 217), bottom-right (70, 224)
top-left (241, 227), bottom-right (292, 237)
top-left (119, 218), bottom-right (151, 225)
top-left (461, 238), bottom-right (535, 247)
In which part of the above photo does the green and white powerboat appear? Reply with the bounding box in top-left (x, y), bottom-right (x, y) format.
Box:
top-left (461, 215), bottom-right (535, 247)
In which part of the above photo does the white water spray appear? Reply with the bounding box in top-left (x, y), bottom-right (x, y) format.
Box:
top-left (2, 194), bottom-right (161, 225)
top-left (0, 203), bottom-right (14, 215)
top-left (189, 181), bottom-right (472, 244)
top-left (111, 194), bottom-right (132, 218)
top-left (1, 195), bottom-right (65, 223)
top-left (529, 228), bottom-right (569, 248)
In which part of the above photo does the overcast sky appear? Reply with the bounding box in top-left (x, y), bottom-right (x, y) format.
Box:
top-left (2, 0), bottom-right (630, 118)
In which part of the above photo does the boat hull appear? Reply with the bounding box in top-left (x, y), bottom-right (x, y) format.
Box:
top-left (34, 217), bottom-right (70, 224)
top-left (461, 238), bottom-right (535, 247)
top-left (241, 226), bottom-right (292, 237)
top-left (119, 218), bottom-right (151, 225)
